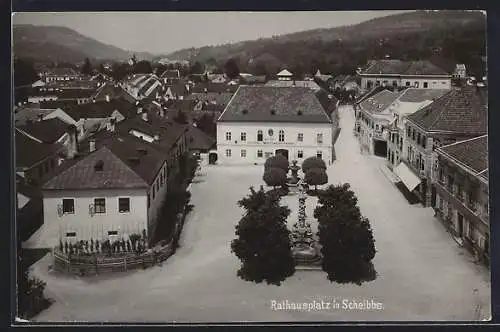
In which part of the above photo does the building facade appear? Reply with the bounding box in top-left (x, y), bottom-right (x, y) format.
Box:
top-left (360, 59), bottom-right (451, 92)
top-left (217, 86), bottom-right (334, 165)
top-left (434, 135), bottom-right (489, 265)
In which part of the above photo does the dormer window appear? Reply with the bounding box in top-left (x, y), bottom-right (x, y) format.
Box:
top-left (94, 160), bottom-right (104, 172)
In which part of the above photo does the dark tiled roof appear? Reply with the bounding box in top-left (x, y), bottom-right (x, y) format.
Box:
top-left (164, 99), bottom-right (198, 112)
top-left (17, 118), bottom-right (69, 143)
top-left (160, 69), bottom-right (180, 79)
top-left (360, 89), bottom-right (402, 114)
top-left (362, 60), bottom-right (449, 76)
top-left (191, 82), bottom-right (238, 94)
top-left (57, 89), bottom-right (96, 99)
top-left (398, 88), bottom-right (449, 103)
top-left (15, 130), bottom-right (63, 168)
top-left (93, 83), bottom-right (131, 102)
top-left (17, 174), bottom-right (42, 199)
top-left (407, 86), bottom-right (487, 134)
top-left (218, 86), bottom-right (332, 123)
top-left (437, 135), bottom-right (488, 175)
top-left (186, 92), bottom-right (234, 105)
top-left (42, 144), bottom-right (153, 190)
top-left (66, 99), bottom-right (137, 120)
top-left (38, 100), bottom-right (79, 111)
top-left (14, 108), bottom-right (54, 126)
top-left (315, 89), bottom-right (338, 118)
top-left (165, 83), bottom-right (189, 97)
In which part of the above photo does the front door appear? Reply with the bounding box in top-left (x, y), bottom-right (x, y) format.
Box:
top-left (431, 185), bottom-right (437, 207)
top-left (458, 213), bottom-right (464, 237)
top-left (275, 149), bottom-right (289, 160)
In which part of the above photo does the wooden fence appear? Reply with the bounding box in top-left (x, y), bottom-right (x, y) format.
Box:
top-left (53, 207), bottom-right (189, 276)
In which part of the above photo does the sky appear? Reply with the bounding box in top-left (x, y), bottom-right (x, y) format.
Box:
top-left (13, 11), bottom-right (412, 55)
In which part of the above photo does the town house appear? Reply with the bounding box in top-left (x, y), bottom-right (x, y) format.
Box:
top-left (401, 85), bottom-right (487, 206)
top-left (359, 59), bottom-right (451, 92)
top-left (434, 135), bottom-right (489, 265)
top-left (217, 86), bottom-right (334, 165)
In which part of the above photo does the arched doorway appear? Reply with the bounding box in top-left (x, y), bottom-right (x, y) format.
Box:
top-left (275, 149), bottom-right (289, 160)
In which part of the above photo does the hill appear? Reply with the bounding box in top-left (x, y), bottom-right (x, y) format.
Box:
top-left (161, 10), bottom-right (486, 77)
top-left (13, 25), bottom-right (154, 63)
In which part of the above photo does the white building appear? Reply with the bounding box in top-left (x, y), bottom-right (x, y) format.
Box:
top-left (360, 60), bottom-right (451, 92)
top-left (276, 69), bottom-right (293, 81)
top-left (216, 86), bottom-right (334, 165)
top-left (41, 135), bottom-right (169, 247)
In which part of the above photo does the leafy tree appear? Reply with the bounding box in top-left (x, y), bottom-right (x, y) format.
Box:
top-left (263, 167), bottom-right (287, 189)
top-left (81, 57), bottom-right (93, 76)
top-left (264, 154), bottom-right (289, 172)
top-left (173, 109), bottom-right (188, 124)
top-left (194, 113), bottom-right (216, 137)
top-left (110, 62), bottom-right (130, 82)
top-left (304, 168), bottom-right (328, 193)
top-left (302, 156), bottom-right (327, 174)
top-left (133, 60), bottom-right (153, 74)
top-left (314, 184), bottom-right (377, 285)
top-left (231, 186), bottom-right (295, 285)
top-left (189, 61), bottom-right (205, 75)
top-left (224, 58), bottom-right (240, 79)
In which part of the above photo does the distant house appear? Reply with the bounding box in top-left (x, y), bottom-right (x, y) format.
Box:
top-left (164, 82), bottom-right (190, 100)
top-left (186, 125), bottom-right (216, 156)
top-left (40, 67), bottom-right (83, 83)
top-left (276, 69), bottom-right (293, 81)
top-left (359, 59), bottom-right (452, 91)
top-left (453, 64), bottom-right (467, 79)
top-left (434, 135), bottom-right (489, 265)
top-left (239, 74), bottom-right (267, 85)
top-left (207, 74), bottom-right (227, 84)
top-left (217, 86), bottom-right (334, 165)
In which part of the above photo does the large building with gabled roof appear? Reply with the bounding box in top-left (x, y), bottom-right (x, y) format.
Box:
top-left (216, 86), bottom-right (334, 165)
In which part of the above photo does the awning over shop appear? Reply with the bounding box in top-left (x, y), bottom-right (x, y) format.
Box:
top-left (393, 162), bottom-right (421, 192)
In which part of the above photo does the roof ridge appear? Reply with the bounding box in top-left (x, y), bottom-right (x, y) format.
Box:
top-left (439, 134), bottom-right (488, 149)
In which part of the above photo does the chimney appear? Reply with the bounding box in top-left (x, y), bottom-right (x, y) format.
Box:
top-left (153, 134), bottom-right (160, 141)
top-left (89, 138), bottom-right (96, 152)
top-left (105, 94), bottom-right (110, 102)
top-left (142, 111), bottom-right (148, 122)
top-left (160, 108), bottom-right (165, 117)
top-left (66, 124), bottom-right (78, 159)
top-left (137, 106), bottom-right (143, 114)
top-left (37, 114), bottom-right (44, 122)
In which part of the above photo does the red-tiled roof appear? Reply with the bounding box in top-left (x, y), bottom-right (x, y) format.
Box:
top-left (407, 86), bottom-right (487, 134)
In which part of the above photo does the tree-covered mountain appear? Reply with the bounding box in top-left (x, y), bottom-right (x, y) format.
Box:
top-left (161, 10), bottom-right (486, 77)
top-left (13, 25), bottom-right (154, 63)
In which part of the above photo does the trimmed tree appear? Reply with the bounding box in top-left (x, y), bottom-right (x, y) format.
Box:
top-left (304, 167), bottom-right (328, 193)
top-left (264, 154), bottom-right (289, 172)
top-left (231, 186), bottom-right (295, 285)
top-left (302, 156), bottom-right (327, 174)
top-left (263, 167), bottom-right (287, 190)
top-left (314, 183), bottom-right (377, 285)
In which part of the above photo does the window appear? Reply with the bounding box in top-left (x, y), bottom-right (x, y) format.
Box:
top-left (278, 130), bottom-right (285, 142)
top-left (66, 232), bottom-right (76, 237)
top-left (423, 82), bottom-right (428, 88)
top-left (317, 133), bottom-right (323, 144)
top-left (264, 152), bottom-right (273, 158)
top-left (108, 230), bottom-right (118, 236)
top-left (392, 80), bottom-right (398, 87)
top-left (240, 132), bottom-right (246, 141)
top-left (417, 132), bottom-right (421, 145)
top-left (156, 179), bottom-right (160, 192)
top-left (160, 172), bottom-right (164, 186)
top-left (257, 130), bottom-right (263, 141)
top-left (297, 133), bottom-right (303, 142)
top-left (225, 132), bottom-right (231, 141)
top-left (376, 80), bottom-right (380, 86)
top-left (225, 149), bottom-right (232, 157)
top-left (62, 199), bottom-right (75, 214)
top-left (407, 126), bottom-right (411, 138)
top-left (468, 222), bottom-right (475, 241)
top-left (119, 198), bottom-right (130, 213)
top-left (298, 150), bottom-right (304, 158)
top-left (241, 149), bottom-right (247, 158)
top-left (406, 81), bottom-right (410, 87)
top-left (317, 151), bottom-right (323, 159)
top-left (268, 129), bottom-right (274, 136)
top-left (94, 198), bottom-right (106, 214)
top-left (422, 136), bottom-right (426, 148)
top-left (412, 129), bottom-right (416, 141)
top-left (414, 82), bottom-right (419, 88)
top-left (257, 150), bottom-right (263, 158)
